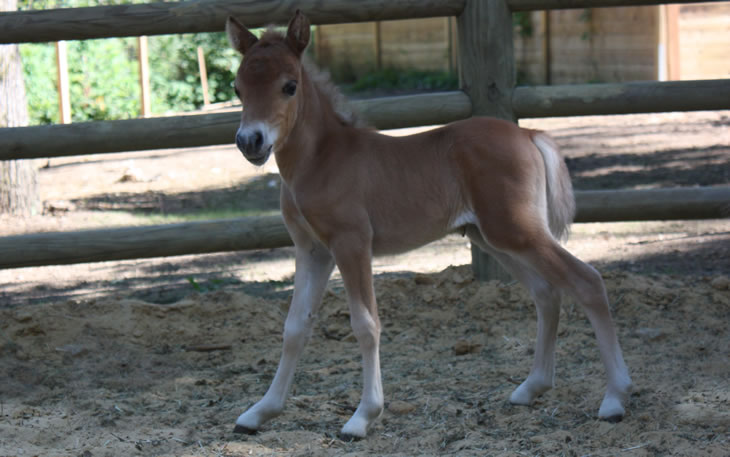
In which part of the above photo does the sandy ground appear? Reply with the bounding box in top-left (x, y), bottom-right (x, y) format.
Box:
top-left (1, 111), bottom-right (729, 456)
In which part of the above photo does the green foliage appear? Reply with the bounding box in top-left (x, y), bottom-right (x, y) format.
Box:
top-left (20, 38), bottom-right (140, 124)
top-left (348, 68), bottom-right (458, 94)
top-left (19, 32), bottom-right (240, 124)
top-left (19, 44), bottom-right (58, 124)
top-left (17, 0), bottom-right (240, 124)
top-left (148, 32), bottom-right (239, 115)
top-left (70, 38), bottom-right (141, 121)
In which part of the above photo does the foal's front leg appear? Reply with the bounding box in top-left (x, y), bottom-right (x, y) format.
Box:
top-left (234, 244), bottom-right (334, 433)
top-left (330, 234), bottom-right (384, 439)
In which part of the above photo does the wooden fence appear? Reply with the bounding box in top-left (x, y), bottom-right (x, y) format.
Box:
top-left (1, 0), bottom-right (729, 276)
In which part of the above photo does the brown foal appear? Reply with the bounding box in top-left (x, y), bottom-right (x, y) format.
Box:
top-left (226, 11), bottom-right (632, 439)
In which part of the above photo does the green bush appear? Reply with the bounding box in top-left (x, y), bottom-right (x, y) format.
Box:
top-left (148, 32), bottom-right (239, 115)
top-left (20, 32), bottom-right (240, 124)
top-left (20, 38), bottom-right (140, 123)
top-left (18, 0), bottom-right (240, 124)
top-left (71, 38), bottom-right (141, 121)
top-left (19, 43), bottom-right (58, 125)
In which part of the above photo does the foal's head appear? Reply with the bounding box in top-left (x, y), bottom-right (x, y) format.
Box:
top-left (226, 11), bottom-right (310, 165)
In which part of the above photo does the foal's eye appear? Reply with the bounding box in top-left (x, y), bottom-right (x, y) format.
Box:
top-left (282, 80), bottom-right (297, 97)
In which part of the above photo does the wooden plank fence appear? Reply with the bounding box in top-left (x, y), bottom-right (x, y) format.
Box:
top-left (0, 0), bottom-right (728, 274)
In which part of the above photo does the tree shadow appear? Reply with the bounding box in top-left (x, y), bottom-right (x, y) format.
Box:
top-left (2, 229), bottom-right (727, 310)
top-left (565, 145), bottom-right (729, 190)
top-left (0, 247), bottom-right (297, 308)
top-left (593, 233), bottom-right (730, 277)
top-left (66, 144), bottom-right (729, 218)
top-left (70, 173), bottom-right (282, 215)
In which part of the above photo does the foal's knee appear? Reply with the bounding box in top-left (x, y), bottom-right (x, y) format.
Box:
top-left (574, 263), bottom-right (608, 306)
top-left (282, 315), bottom-right (314, 351)
top-left (530, 277), bottom-right (560, 308)
top-left (350, 310), bottom-right (380, 348)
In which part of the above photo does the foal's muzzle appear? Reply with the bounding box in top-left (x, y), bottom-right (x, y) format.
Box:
top-left (235, 128), bottom-right (272, 166)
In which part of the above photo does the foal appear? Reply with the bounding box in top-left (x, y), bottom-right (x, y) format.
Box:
top-left (226, 11), bottom-right (632, 439)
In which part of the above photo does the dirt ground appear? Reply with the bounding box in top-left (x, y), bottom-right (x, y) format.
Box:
top-left (1, 111), bottom-right (729, 456)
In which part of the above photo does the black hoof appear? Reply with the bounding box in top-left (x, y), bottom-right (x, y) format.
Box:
top-left (233, 424), bottom-right (258, 435)
top-left (338, 432), bottom-right (364, 442)
top-left (602, 414), bottom-right (624, 423)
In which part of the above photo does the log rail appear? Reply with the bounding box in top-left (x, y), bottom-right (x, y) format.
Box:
top-left (1, 187), bottom-right (727, 269)
top-left (0, 0), bottom-right (722, 44)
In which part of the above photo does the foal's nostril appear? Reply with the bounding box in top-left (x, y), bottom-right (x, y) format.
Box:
top-left (253, 131), bottom-right (264, 149)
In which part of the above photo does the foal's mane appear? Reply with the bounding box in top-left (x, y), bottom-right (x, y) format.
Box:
top-left (258, 28), bottom-right (367, 128)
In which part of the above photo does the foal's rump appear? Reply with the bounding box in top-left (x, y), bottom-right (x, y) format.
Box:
top-left (448, 117), bottom-right (575, 251)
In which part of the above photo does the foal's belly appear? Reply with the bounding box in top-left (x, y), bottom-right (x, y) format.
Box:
top-left (370, 210), bottom-right (469, 256)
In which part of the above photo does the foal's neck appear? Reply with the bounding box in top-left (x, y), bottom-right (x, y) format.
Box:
top-left (275, 66), bottom-right (352, 183)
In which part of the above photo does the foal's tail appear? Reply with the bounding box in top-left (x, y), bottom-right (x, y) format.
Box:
top-left (530, 132), bottom-right (576, 241)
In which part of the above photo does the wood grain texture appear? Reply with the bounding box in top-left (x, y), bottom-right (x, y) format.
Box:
top-left (2, 187), bottom-right (726, 269)
top-left (574, 187), bottom-right (730, 223)
top-left (0, 91), bottom-right (472, 160)
top-left (457, 0), bottom-right (514, 120)
top-left (0, 0), bottom-right (465, 44)
top-left (0, 215), bottom-right (293, 269)
top-left (513, 79), bottom-right (730, 118)
top-left (508, 0), bottom-right (724, 11)
top-left (458, 0), bottom-right (515, 281)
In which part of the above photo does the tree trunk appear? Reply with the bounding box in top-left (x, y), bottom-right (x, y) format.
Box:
top-left (0, 0), bottom-right (39, 216)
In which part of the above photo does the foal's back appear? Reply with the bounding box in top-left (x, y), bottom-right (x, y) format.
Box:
top-left (309, 117), bottom-right (547, 255)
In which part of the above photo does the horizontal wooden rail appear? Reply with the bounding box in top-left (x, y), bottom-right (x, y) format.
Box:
top-left (507, 0), bottom-right (724, 11)
top-left (3, 0), bottom-right (722, 44)
top-left (513, 79), bottom-right (730, 118)
top-left (1, 187), bottom-right (727, 269)
top-left (0, 0), bottom-right (466, 44)
top-left (0, 91), bottom-right (471, 160)
top-left (6, 77), bottom-right (727, 160)
top-left (0, 215), bottom-right (293, 269)
top-left (574, 186), bottom-right (730, 223)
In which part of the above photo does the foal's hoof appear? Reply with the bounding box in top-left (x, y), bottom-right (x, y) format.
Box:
top-left (338, 432), bottom-right (364, 442)
top-left (601, 414), bottom-right (624, 424)
top-left (233, 424), bottom-right (258, 435)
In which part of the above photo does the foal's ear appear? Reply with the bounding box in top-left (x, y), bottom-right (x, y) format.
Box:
top-left (226, 16), bottom-right (258, 54)
top-left (286, 10), bottom-right (310, 56)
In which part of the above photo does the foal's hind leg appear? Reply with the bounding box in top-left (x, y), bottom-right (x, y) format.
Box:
top-left (473, 223), bottom-right (632, 420)
top-left (515, 238), bottom-right (631, 420)
top-left (467, 227), bottom-right (561, 405)
top-left (234, 243), bottom-right (334, 433)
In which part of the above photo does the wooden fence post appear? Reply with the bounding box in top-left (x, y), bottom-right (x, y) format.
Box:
top-left (458, 0), bottom-right (515, 281)
top-left (137, 35), bottom-right (151, 117)
top-left (55, 41), bottom-right (71, 124)
top-left (665, 4), bottom-right (681, 80)
top-left (197, 46), bottom-right (210, 107)
top-left (457, 0), bottom-right (516, 281)
top-left (543, 11), bottom-right (552, 85)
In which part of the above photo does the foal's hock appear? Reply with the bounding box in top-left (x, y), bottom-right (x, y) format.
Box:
top-left (226, 11), bottom-right (632, 439)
